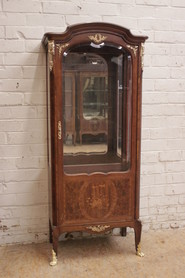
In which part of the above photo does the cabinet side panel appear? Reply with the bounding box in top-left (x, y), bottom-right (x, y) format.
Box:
top-left (47, 53), bottom-right (57, 226)
top-left (47, 53), bottom-right (53, 226)
top-left (135, 44), bottom-right (143, 220)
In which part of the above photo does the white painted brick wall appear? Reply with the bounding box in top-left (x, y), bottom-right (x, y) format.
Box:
top-left (0, 0), bottom-right (185, 244)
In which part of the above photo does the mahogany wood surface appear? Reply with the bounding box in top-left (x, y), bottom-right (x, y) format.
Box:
top-left (43, 22), bottom-right (148, 257)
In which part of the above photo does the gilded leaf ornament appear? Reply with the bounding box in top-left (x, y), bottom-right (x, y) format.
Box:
top-left (48, 40), bottom-right (55, 72)
top-left (56, 43), bottom-right (70, 55)
top-left (140, 43), bottom-right (145, 70)
top-left (88, 33), bottom-right (107, 44)
top-left (126, 44), bottom-right (138, 57)
top-left (86, 225), bottom-right (110, 232)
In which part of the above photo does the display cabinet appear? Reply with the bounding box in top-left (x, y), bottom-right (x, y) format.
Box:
top-left (42, 23), bottom-right (147, 266)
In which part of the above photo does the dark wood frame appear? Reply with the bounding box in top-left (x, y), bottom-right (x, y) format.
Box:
top-left (42, 22), bottom-right (147, 265)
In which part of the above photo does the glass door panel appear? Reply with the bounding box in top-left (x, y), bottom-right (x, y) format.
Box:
top-left (62, 44), bottom-right (132, 174)
top-left (63, 73), bottom-right (76, 145)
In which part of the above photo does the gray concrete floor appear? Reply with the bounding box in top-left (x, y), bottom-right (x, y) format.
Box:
top-left (0, 229), bottom-right (185, 278)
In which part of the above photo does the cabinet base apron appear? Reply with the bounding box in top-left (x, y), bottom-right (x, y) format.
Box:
top-left (49, 220), bottom-right (144, 266)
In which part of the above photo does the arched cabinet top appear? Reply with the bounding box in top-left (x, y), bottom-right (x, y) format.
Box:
top-left (42, 22), bottom-right (148, 47)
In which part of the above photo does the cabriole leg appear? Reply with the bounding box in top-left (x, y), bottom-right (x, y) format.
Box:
top-left (50, 249), bottom-right (57, 266)
top-left (49, 227), bottom-right (59, 266)
top-left (49, 220), bottom-right (53, 244)
top-left (134, 220), bottom-right (144, 257)
top-left (136, 242), bottom-right (144, 257)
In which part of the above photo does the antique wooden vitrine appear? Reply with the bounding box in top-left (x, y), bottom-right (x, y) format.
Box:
top-left (42, 23), bottom-right (147, 266)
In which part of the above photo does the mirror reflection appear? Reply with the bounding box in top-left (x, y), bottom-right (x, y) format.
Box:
top-left (63, 53), bottom-right (108, 154)
top-left (83, 76), bottom-right (108, 120)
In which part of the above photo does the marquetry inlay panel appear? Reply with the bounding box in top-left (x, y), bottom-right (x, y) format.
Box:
top-left (63, 177), bottom-right (131, 223)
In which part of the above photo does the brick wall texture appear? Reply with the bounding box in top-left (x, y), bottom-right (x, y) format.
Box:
top-left (0, 0), bottom-right (185, 244)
